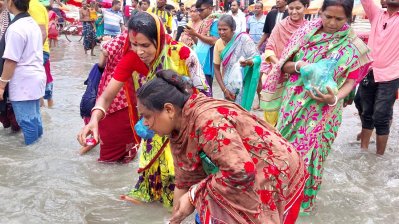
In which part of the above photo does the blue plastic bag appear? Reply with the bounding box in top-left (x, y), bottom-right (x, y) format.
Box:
top-left (300, 54), bottom-right (340, 95)
top-left (134, 118), bottom-right (155, 140)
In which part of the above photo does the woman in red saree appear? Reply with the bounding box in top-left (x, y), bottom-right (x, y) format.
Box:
top-left (79, 31), bottom-right (147, 163)
top-left (136, 70), bottom-right (308, 224)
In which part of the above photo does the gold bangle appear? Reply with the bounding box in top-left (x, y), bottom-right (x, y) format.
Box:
top-left (91, 106), bottom-right (107, 120)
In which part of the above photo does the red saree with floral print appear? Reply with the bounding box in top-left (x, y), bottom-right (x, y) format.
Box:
top-left (170, 94), bottom-right (308, 223)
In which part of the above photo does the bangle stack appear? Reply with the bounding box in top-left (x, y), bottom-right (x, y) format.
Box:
top-left (328, 95), bottom-right (338, 107)
top-left (91, 106), bottom-right (107, 120)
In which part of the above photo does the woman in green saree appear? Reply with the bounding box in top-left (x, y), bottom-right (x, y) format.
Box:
top-left (263, 0), bottom-right (372, 215)
top-left (213, 15), bottom-right (261, 111)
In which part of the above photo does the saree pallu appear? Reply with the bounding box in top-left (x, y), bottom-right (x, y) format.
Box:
top-left (273, 19), bottom-right (371, 214)
top-left (82, 21), bottom-right (96, 50)
top-left (260, 17), bottom-right (308, 126)
top-left (220, 33), bottom-right (260, 110)
top-left (124, 13), bottom-right (210, 208)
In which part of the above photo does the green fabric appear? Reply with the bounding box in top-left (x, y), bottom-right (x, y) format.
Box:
top-left (276, 23), bottom-right (367, 214)
top-left (220, 33), bottom-right (238, 61)
top-left (241, 55), bottom-right (261, 111)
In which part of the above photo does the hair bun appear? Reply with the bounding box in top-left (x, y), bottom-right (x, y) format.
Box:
top-left (156, 69), bottom-right (193, 94)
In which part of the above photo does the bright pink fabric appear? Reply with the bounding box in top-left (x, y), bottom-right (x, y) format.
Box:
top-left (361, 0), bottom-right (399, 82)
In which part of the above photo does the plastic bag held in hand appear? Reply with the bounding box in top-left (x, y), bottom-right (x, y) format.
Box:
top-left (134, 118), bottom-right (155, 140)
top-left (300, 53), bottom-right (340, 95)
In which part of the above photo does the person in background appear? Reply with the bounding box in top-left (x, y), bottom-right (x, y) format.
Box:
top-left (257, 0), bottom-right (288, 51)
top-left (78, 11), bottom-right (209, 208)
top-left (50, 0), bottom-right (64, 28)
top-left (0, 0), bottom-right (46, 144)
top-left (180, 4), bottom-right (203, 48)
top-left (140, 0), bottom-right (150, 12)
top-left (94, 2), bottom-right (104, 41)
top-left (166, 4), bottom-right (178, 38)
top-left (228, 0), bottom-right (246, 33)
top-left (247, 1), bottom-right (266, 111)
top-left (149, 0), bottom-right (172, 34)
top-left (29, 0), bottom-right (54, 108)
top-left (175, 3), bottom-right (188, 41)
top-left (358, 0), bottom-right (399, 155)
top-left (103, 0), bottom-right (124, 37)
top-left (260, 0), bottom-right (309, 124)
top-left (213, 15), bottom-right (260, 107)
top-left (48, 6), bottom-right (59, 48)
top-left (266, 0), bottom-right (371, 214)
top-left (123, 0), bottom-right (136, 24)
top-left (135, 70), bottom-right (307, 224)
top-left (0, 0), bottom-right (19, 132)
top-left (184, 0), bottom-right (220, 94)
top-left (247, 1), bottom-right (266, 46)
top-left (80, 1), bottom-right (96, 56)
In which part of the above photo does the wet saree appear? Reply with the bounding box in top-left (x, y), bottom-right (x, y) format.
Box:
top-left (269, 19), bottom-right (371, 214)
top-left (170, 94), bottom-right (307, 223)
top-left (124, 13), bottom-right (210, 207)
top-left (220, 32), bottom-right (260, 110)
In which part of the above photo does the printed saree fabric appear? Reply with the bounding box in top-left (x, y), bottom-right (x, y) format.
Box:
top-left (220, 32), bottom-right (261, 110)
top-left (268, 19), bottom-right (371, 213)
top-left (170, 94), bottom-right (307, 223)
top-left (125, 13), bottom-right (210, 207)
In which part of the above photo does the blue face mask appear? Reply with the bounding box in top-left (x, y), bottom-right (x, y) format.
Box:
top-left (134, 118), bottom-right (155, 140)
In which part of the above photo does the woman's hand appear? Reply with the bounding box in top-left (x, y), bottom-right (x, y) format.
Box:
top-left (307, 87), bottom-right (337, 105)
top-left (77, 119), bottom-right (99, 146)
top-left (223, 88), bottom-right (236, 101)
top-left (239, 59), bottom-right (253, 67)
top-left (169, 192), bottom-right (195, 224)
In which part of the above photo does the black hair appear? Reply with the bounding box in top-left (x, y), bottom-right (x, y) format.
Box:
top-left (12, 0), bottom-right (30, 12)
top-left (179, 2), bottom-right (184, 7)
top-left (128, 12), bottom-right (158, 46)
top-left (195, 0), bottom-right (213, 9)
top-left (141, 0), bottom-right (150, 4)
top-left (321, 0), bottom-right (354, 19)
top-left (255, 1), bottom-right (263, 8)
top-left (218, 14), bottom-right (236, 31)
top-left (165, 4), bottom-right (175, 11)
top-left (112, 0), bottom-right (120, 6)
top-left (137, 70), bottom-right (192, 111)
top-left (133, 0), bottom-right (139, 3)
top-left (287, 0), bottom-right (310, 7)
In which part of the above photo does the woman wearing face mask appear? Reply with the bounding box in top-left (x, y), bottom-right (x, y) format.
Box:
top-left (135, 70), bottom-right (307, 224)
top-left (78, 12), bottom-right (210, 208)
top-left (260, 0), bottom-right (309, 126)
top-left (264, 0), bottom-right (372, 214)
top-left (213, 15), bottom-right (261, 110)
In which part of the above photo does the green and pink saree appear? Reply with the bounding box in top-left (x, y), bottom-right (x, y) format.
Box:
top-left (264, 19), bottom-right (371, 214)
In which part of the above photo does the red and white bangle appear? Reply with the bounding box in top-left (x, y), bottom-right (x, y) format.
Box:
top-left (91, 106), bottom-right (107, 120)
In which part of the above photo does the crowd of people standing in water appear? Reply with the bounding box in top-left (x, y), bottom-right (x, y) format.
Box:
top-left (1, 0), bottom-right (399, 222)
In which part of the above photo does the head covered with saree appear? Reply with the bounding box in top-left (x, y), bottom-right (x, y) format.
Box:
top-left (136, 69), bottom-right (307, 224)
top-left (261, 16), bottom-right (372, 112)
top-left (122, 12), bottom-right (210, 208)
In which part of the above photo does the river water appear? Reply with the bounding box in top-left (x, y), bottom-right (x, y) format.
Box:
top-left (1, 35), bottom-right (398, 224)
